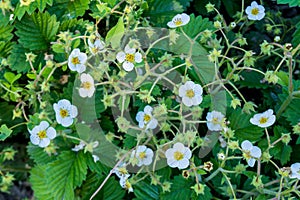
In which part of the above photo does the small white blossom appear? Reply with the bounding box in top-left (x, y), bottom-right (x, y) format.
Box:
top-left (53, 99), bottom-right (78, 127)
top-left (165, 142), bottom-right (192, 169)
top-left (241, 140), bottom-right (261, 167)
top-left (290, 163), bottom-right (300, 180)
top-left (131, 145), bottom-right (154, 167)
top-left (116, 44), bottom-right (142, 72)
top-left (120, 178), bottom-right (133, 192)
top-left (88, 33), bottom-right (105, 55)
top-left (136, 105), bottom-right (158, 130)
top-left (112, 162), bottom-right (130, 180)
top-left (167, 13), bottom-right (190, 28)
top-left (245, 1), bottom-right (265, 21)
top-left (250, 109), bottom-right (276, 128)
top-left (79, 73), bottom-right (95, 98)
top-left (71, 141), bottom-right (85, 151)
top-left (68, 48), bottom-right (87, 73)
top-left (92, 154), bottom-right (100, 163)
top-left (29, 121), bottom-right (56, 148)
top-left (206, 111), bottom-right (225, 131)
top-left (178, 81), bottom-right (203, 107)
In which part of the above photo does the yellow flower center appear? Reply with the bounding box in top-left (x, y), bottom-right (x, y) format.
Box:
top-left (212, 117), bottom-right (219, 124)
top-left (125, 180), bottom-right (132, 190)
top-left (71, 57), bottom-right (80, 65)
top-left (118, 167), bottom-right (128, 175)
top-left (82, 81), bottom-right (92, 89)
top-left (38, 130), bottom-right (47, 139)
top-left (174, 151), bottom-right (184, 161)
top-left (139, 152), bottom-right (146, 159)
top-left (174, 18), bottom-right (183, 26)
top-left (243, 151), bottom-right (251, 160)
top-left (251, 8), bottom-right (259, 15)
top-left (125, 54), bottom-right (135, 63)
top-left (144, 114), bottom-right (151, 122)
top-left (186, 89), bottom-right (195, 98)
top-left (259, 117), bottom-right (268, 124)
top-left (60, 109), bottom-right (69, 118)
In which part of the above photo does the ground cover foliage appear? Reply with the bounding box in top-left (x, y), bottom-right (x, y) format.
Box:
top-left (0, 0), bottom-right (300, 199)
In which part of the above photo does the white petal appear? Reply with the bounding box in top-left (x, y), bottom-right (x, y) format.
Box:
top-left (167, 158), bottom-right (178, 168)
top-left (251, 1), bottom-right (258, 7)
top-left (136, 111), bottom-right (144, 122)
top-left (39, 121), bottom-right (49, 129)
top-left (46, 127), bottom-right (56, 139)
top-left (178, 85), bottom-right (187, 97)
top-left (116, 52), bottom-right (126, 63)
top-left (193, 84), bottom-right (203, 95)
top-left (173, 142), bottom-right (185, 152)
top-left (241, 140), bottom-right (253, 151)
top-left (247, 158), bottom-right (256, 167)
top-left (79, 52), bottom-right (87, 63)
top-left (122, 61), bottom-right (134, 71)
top-left (185, 81), bottom-right (194, 89)
top-left (192, 95), bottom-right (202, 105)
top-left (180, 13), bottom-right (190, 25)
top-left (137, 145), bottom-right (147, 153)
top-left (182, 97), bottom-right (193, 107)
top-left (70, 105), bottom-right (78, 118)
top-left (76, 64), bottom-right (86, 73)
top-left (92, 155), bottom-right (100, 162)
top-left (291, 163), bottom-right (300, 172)
top-left (79, 88), bottom-right (88, 98)
top-left (245, 6), bottom-right (252, 15)
top-left (144, 105), bottom-right (153, 114)
top-left (124, 45), bottom-right (136, 54)
top-left (39, 138), bottom-right (50, 148)
top-left (134, 52), bottom-right (142, 63)
top-left (250, 146), bottom-right (262, 158)
top-left (147, 118), bottom-right (158, 129)
top-left (30, 135), bottom-right (40, 145)
top-left (177, 158), bottom-right (189, 169)
top-left (183, 148), bottom-right (192, 159)
top-left (61, 117), bottom-right (73, 127)
top-left (165, 148), bottom-right (175, 159)
top-left (167, 22), bottom-right (176, 28)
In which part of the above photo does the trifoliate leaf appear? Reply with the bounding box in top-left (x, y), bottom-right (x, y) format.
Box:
top-left (30, 165), bottom-right (53, 200)
top-left (15, 12), bottom-right (59, 51)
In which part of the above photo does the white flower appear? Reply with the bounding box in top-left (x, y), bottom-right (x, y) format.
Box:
top-left (167, 13), bottom-right (190, 28)
top-left (136, 105), bottom-right (158, 130)
top-left (71, 141), bottom-right (86, 151)
top-left (92, 154), bottom-right (100, 163)
top-left (116, 44), bottom-right (142, 72)
top-left (245, 1), bottom-right (265, 21)
top-left (68, 48), bottom-right (87, 73)
top-left (131, 145), bottom-right (154, 167)
top-left (178, 81), bottom-right (203, 107)
top-left (250, 109), bottom-right (276, 128)
top-left (119, 178), bottom-right (133, 192)
top-left (29, 121), bottom-right (56, 148)
top-left (112, 162), bottom-right (130, 180)
top-left (79, 73), bottom-right (95, 98)
top-left (53, 99), bottom-right (78, 127)
top-left (206, 111), bottom-right (225, 131)
top-left (88, 33), bottom-right (105, 55)
top-left (241, 140), bottom-right (262, 167)
top-left (165, 142), bottom-right (192, 169)
top-left (290, 163), bottom-right (300, 180)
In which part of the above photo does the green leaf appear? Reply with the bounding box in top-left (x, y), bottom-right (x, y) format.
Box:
top-left (194, 0), bottom-right (221, 15)
top-left (7, 44), bottom-right (35, 73)
top-left (0, 124), bottom-right (13, 141)
top-left (35, 0), bottom-right (53, 11)
top-left (4, 72), bottom-right (22, 84)
top-left (47, 151), bottom-right (88, 200)
top-left (292, 21), bottom-right (300, 47)
top-left (182, 14), bottom-right (215, 40)
top-left (55, 0), bottom-right (90, 17)
top-left (144, 0), bottom-right (184, 26)
top-left (134, 178), bottom-right (160, 200)
top-left (160, 176), bottom-right (193, 200)
top-left (278, 93), bottom-right (300, 125)
top-left (15, 12), bottom-right (59, 51)
top-left (27, 143), bottom-right (56, 165)
top-left (30, 165), bottom-right (53, 200)
top-left (276, 0), bottom-right (300, 7)
top-left (105, 17), bottom-right (125, 49)
top-left (228, 108), bottom-right (264, 141)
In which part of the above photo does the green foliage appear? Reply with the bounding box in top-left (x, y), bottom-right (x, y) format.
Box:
top-left (276, 0), bottom-right (300, 7)
top-left (55, 0), bottom-right (90, 17)
top-left (27, 143), bottom-right (56, 165)
top-left (30, 151), bottom-right (88, 200)
top-left (15, 12), bottom-right (59, 51)
top-left (7, 44), bottom-right (32, 73)
top-left (0, 124), bottom-right (13, 141)
top-left (105, 17), bottom-right (125, 49)
top-left (134, 178), bottom-right (160, 200)
top-left (292, 21), bottom-right (300, 47)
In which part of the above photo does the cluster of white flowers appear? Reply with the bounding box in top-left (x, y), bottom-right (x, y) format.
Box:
top-left (112, 162), bottom-right (133, 192)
